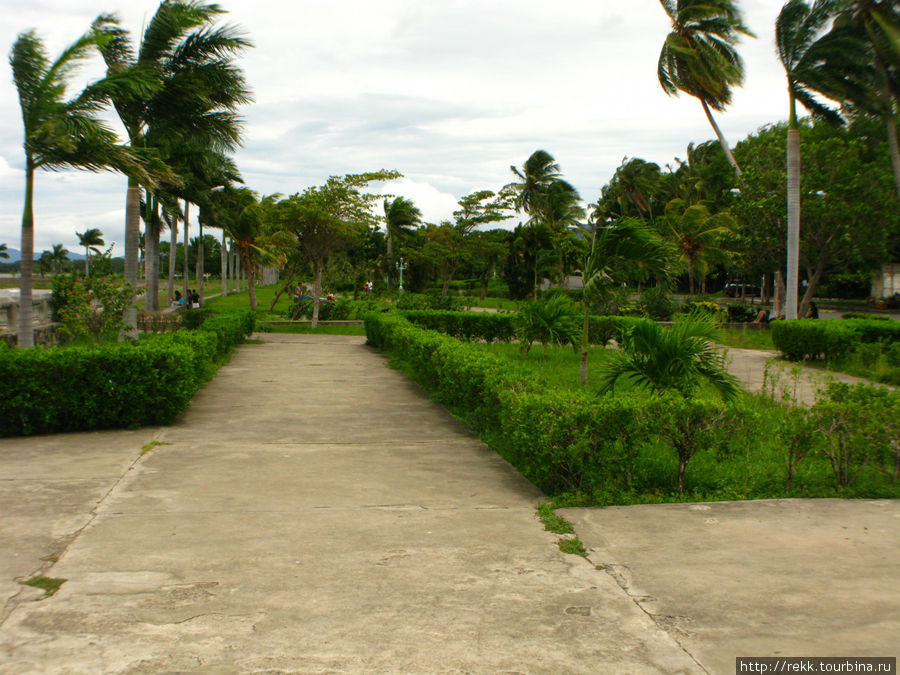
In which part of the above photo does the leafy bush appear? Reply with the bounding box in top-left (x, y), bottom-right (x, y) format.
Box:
top-left (725, 303), bottom-right (759, 323)
top-left (0, 310), bottom-right (254, 437)
top-left (365, 312), bottom-right (899, 501)
top-left (842, 312), bottom-right (891, 321)
top-left (640, 286), bottom-right (676, 320)
top-left (396, 292), bottom-right (466, 311)
top-left (771, 320), bottom-right (858, 361)
top-left (401, 310), bottom-right (517, 342)
top-left (514, 297), bottom-right (581, 356)
top-left (182, 308), bottom-right (215, 329)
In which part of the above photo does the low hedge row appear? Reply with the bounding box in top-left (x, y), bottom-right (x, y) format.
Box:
top-left (398, 309), bottom-right (645, 345)
top-left (0, 310), bottom-right (254, 437)
top-left (771, 318), bottom-right (899, 361)
top-left (365, 312), bottom-right (734, 495)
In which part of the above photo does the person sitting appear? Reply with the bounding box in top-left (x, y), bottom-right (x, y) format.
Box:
top-left (807, 301), bottom-right (819, 319)
top-left (173, 290), bottom-right (183, 307)
top-left (751, 309), bottom-right (770, 324)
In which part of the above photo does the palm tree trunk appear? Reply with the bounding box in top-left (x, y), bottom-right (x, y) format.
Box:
top-left (168, 218), bottom-right (177, 305)
top-left (885, 114), bottom-right (900, 200)
top-left (580, 305), bottom-right (590, 386)
top-left (84, 248), bottom-right (89, 277)
top-left (701, 100), bottom-right (742, 178)
top-left (145, 192), bottom-right (160, 311)
top-left (247, 261), bottom-right (257, 310)
top-left (220, 228), bottom-right (228, 297)
top-left (198, 217), bottom-right (205, 307)
top-left (386, 231), bottom-right (393, 291)
top-left (182, 200), bottom-right (190, 299)
top-left (17, 162), bottom-right (35, 348)
top-left (122, 177), bottom-right (141, 339)
top-left (312, 261), bottom-right (323, 328)
top-left (785, 126), bottom-right (801, 320)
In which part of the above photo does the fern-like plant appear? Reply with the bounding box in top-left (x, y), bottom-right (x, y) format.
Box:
top-left (514, 296), bottom-right (581, 357)
top-left (599, 311), bottom-right (740, 401)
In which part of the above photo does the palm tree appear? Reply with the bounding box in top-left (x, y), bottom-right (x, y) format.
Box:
top-left (664, 198), bottom-right (735, 294)
top-left (209, 186), bottom-right (262, 308)
top-left (507, 149), bottom-right (563, 219)
top-left (383, 196), bottom-right (422, 289)
top-left (0, 244), bottom-right (9, 261)
top-left (48, 244), bottom-right (69, 274)
top-left (658, 0), bottom-right (754, 177)
top-left (598, 311), bottom-right (740, 401)
top-left (833, 0), bottom-right (900, 197)
top-left (10, 27), bottom-right (152, 347)
top-left (76, 227), bottom-right (105, 276)
top-left (579, 218), bottom-right (672, 385)
top-left (93, 2), bottom-right (251, 323)
top-left (776, 0), bottom-right (870, 317)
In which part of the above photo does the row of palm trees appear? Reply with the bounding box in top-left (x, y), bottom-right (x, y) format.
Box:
top-left (659, 0), bottom-right (898, 318)
top-left (11, 0), bottom-right (251, 348)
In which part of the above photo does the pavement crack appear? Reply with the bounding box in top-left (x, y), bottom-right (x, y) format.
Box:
top-left (589, 557), bottom-right (711, 675)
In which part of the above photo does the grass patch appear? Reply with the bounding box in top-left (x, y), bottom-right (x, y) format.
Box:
top-left (558, 537), bottom-right (588, 557)
top-left (140, 440), bottom-right (171, 456)
top-left (715, 326), bottom-right (775, 351)
top-left (20, 576), bottom-right (66, 597)
top-left (256, 322), bottom-right (367, 336)
top-left (537, 502), bottom-right (574, 534)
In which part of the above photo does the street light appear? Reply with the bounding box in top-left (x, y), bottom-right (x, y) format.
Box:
top-left (396, 257), bottom-right (407, 294)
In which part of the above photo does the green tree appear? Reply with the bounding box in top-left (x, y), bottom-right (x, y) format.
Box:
top-left (776, 0), bottom-right (870, 316)
top-left (663, 198), bottom-right (736, 294)
top-left (76, 227), bottom-right (105, 276)
top-left (514, 296), bottom-right (581, 357)
top-left (579, 218), bottom-right (673, 385)
top-left (47, 243), bottom-right (69, 274)
top-left (276, 171), bottom-right (401, 326)
top-left (657, 0), bottom-right (754, 176)
top-left (0, 244), bottom-right (9, 261)
top-left (93, 2), bottom-right (251, 322)
top-left (383, 196), bottom-right (422, 289)
top-left (10, 26), bottom-right (152, 347)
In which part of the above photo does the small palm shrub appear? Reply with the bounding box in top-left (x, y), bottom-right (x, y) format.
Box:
top-left (514, 296), bottom-right (581, 357)
top-left (599, 311), bottom-right (740, 401)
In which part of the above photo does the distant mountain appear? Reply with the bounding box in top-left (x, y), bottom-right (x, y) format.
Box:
top-left (0, 248), bottom-right (88, 263)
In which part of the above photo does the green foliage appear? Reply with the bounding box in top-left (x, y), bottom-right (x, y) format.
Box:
top-left (771, 318), bottom-right (898, 361)
top-left (599, 313), bottom-right (740, 401)
top-left (182, 308), bottom-right (215, 330)
top-left (396, 292), bottom-right (465, 311)
top-left (366, 312), bottom-right (898, 502)
top-left (51, 274), bottom-right (132, 345)
top-left (536, 503), bottom-right (574, 534)
top-left (558, 537), bottom-right (588, 557)
top-left (640, 286), bottom-right (676, 320)
top-left (0, 310), bottom-right (253, 437)
top-left (401, 310), bottom-right (517, 343)
top-left (514, 296), bottom-right (581, 356)
top-left (725, 303), bottom-right (758, 322)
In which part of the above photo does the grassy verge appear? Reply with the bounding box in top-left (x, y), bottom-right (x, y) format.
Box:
top-left (715, 326), bottom-right (775, 351)
top-left (257, 323), bottom-right (367, 336)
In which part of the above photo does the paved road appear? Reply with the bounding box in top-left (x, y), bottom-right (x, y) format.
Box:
top-left (0, 335), bottom-right (695, 674)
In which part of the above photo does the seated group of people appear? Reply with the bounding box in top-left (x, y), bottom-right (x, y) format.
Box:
top-left (173, 289), bottom-right (200, 309)
top-left (752, 301), bottom-right (818, 324)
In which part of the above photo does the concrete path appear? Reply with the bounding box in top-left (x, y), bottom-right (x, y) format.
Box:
top-left (0, 334), bottom-right (696, 674)
top-left (561, 500), bottom-right (900, 675)
top-left (723, 346), bottom-right (891, 407)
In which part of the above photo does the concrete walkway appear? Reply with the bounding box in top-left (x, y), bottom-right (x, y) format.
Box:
top-left (0, 334), bottom-right (696, 673)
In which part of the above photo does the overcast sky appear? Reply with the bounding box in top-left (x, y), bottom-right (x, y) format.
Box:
top-left (0, 0), bottom-right (791, 257)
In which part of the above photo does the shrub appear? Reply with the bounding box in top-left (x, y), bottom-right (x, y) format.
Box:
top-left (770, 320), bottom-right (857, 361)
top-left (725, 303), bottom-right (759, 323)
top-left (0, 310), bottom-right (254, 437)
top-left (514, 297), bottom-right (581, 356)
top-left (640, 286), bottom-right (676, 320)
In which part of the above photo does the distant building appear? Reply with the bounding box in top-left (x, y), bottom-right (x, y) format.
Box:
top-left (872, 264), bottom-right (900, 298)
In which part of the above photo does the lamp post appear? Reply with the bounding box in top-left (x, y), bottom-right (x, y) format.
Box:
top-left (396, 257), bottom-right (407, 295)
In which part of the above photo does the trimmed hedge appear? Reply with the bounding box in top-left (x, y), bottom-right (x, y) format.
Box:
top-left (0, 310), bottom-right (254, 437)
top-left (772, 318), bottom-right (899, 361)
top-left (398, 309), bottom-right (645, 346)
top-left (364, 312), bottom-right (736, 495)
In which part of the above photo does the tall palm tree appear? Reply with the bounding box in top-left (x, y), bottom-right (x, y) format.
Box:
top-left (658, 0), bottom-right (754, 177)
top-left (48, 244), bottom-right (69, 274)
top-left (579, 217), bottom-right (672, 385)
top-left (507, 149), bottom-right (562, 219)
top-left (833, 0), bottom-right (900, 197)
top-left (0, 243), bottom-right (9, 261)
top-left (776, 0), bottom-right (870, 317)
top-left (383, 196), bottom-right (422, 289)
top-left (10, 27), bottom-right (152, 347)
top-left (93, 1), bottom-right (251, 324)
top-left (76, 227), bottom-right (105, 276)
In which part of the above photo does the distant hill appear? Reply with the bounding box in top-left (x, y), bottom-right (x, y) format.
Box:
top-left (0, 248), bottom-right (88, 263)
